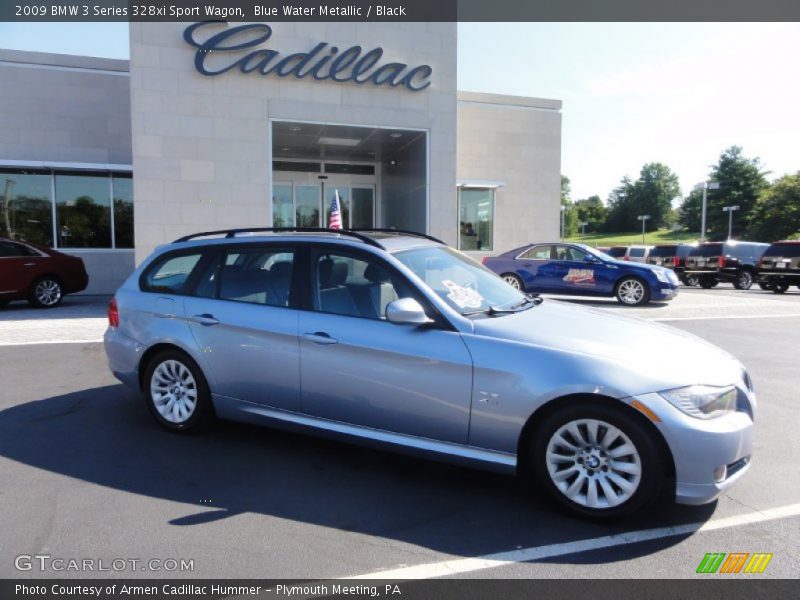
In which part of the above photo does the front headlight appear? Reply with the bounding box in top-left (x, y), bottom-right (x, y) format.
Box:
top-left (660, 385), bottom-right (738, 419)
top-left (654, 268), bottom-right (674, 284)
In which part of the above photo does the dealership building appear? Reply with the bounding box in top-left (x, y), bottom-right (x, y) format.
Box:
top-left (0, 22), bottom-right (561, 294)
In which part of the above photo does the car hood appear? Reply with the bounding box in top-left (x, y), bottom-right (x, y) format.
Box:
top-left (471, 299), bottom-right (743, 391)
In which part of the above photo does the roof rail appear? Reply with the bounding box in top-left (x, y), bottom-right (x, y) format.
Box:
top-left (173, 227), bottom-right (383, 248)
top-left (351, 228), bottom-right (446, 245)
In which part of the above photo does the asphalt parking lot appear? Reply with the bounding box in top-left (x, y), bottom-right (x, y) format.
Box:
top-left (0, 285), bottom-right (798, 579)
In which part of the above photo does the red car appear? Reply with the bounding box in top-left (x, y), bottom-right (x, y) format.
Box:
top-left (0, 238), bottom-right (88, 308)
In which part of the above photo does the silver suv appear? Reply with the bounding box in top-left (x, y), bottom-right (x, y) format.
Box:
top-left (104, 228), bottom-right (755, 519)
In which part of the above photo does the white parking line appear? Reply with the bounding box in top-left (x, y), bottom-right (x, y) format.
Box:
top-left (654, 313), bottom-right (800, 322)
top-left (346, 502), bottom-right (800, 580)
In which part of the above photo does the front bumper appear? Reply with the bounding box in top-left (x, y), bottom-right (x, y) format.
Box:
top-left (651, 282), bottom-right (679, 301)
top-left (633, 392), bottom-right (754, 505)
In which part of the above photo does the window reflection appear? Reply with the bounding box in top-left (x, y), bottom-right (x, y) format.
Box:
top-left (113, 176), bottom-right (134, 248)
top-left (55, 175), bottom-right (111, 248)
top-left (0, 172), bottom-right (53, 246)
top-left (459, 188), bottom-right (494, 251)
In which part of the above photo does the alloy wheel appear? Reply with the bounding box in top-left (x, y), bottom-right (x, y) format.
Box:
top-left (503, 274), bottom-right (522, 290)
top-left (617, 279), bottom-right (645, 305)
top-left (150, 359), bottom-right (199, 424)
top-left (34, 279), bottom-right (62, 307)
top-left (545, 418), bottom-right (642, 509)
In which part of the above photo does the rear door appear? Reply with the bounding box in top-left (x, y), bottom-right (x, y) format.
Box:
top-left (182, 244), bottom-right (301, 411)
top-left (298, 247), bottom-right (473, 443)
top-left (514, 244), bottom-right (555, 291)
top-left (0, 241), bottom-right (44, 298)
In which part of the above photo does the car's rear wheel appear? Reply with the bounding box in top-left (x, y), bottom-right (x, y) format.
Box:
top-left (757, 281), bottom-right (772, 291)
top-left (144, 350), bottom-right (213, 432)
top-left (29, 277), bottom-right (63, 308)
top-left (699, 276), bottom-right (719, 289)
top-left (732, 270), bottom-right (754, 290)
top-left (531, 403), bottom-right (664, 519)
top-left (682, 274), bottom-right (699, 287)
top-left (501, 273), bottom-right (524, 291)
top-left (772, 283), bottom-right (789, 294)
top-left (614, 277), bottom-right (650, 306)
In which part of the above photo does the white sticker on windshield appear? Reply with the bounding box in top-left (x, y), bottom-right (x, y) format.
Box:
top-left (442, 279), bottom-right (484, 309)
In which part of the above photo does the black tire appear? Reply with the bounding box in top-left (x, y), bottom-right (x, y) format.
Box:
top-left (772, 283), bottom-right (789, 294)
top-left (757, 282), bottom-right (772, 291)
top-left (699, 276), bottom-right (719, 289)
top-left (614, 277), bottom-right (650, 306)
top-left (530, 402), bottom-right (666, 520)
top-left (732, 270), bottom-right (754, 290)
top-left (681, 274), bottom-right (699, 287)
top-left (501, 273), bottom-right (524, 291)
top-left (28, 276), bottom-right (63, 308)
top-left (143, 349), bottom-right (214, 432)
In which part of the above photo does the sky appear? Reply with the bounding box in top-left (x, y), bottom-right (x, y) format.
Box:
top-left (1, 21), bottom-right (798, 203)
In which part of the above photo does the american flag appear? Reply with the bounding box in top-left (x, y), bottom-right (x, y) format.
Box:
top-left (329, 190), bottom-right (343, 230)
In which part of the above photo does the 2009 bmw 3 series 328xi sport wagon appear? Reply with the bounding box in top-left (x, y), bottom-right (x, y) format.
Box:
top-left (104, 228), bottom-right (755, 519)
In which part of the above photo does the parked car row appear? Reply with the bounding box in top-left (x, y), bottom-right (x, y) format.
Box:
top-left (647, 240), bottom-right (799, 293)
top-left (0, 238), bottom-right (88, 308)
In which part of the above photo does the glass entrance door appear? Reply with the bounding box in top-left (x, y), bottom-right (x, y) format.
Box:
top-left (272, 174), bottom-right (375, 229)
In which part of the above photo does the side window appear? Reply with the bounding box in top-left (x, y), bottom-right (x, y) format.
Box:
top-left (519, 245), bottom-right (552, 260)
top-left (214, 247), bottom-right (295, 307)
top-left (557, 246), bottom-right (584, 261)
top-left (313, 251), bottom-right (410, 320)
top-left (142, 253), bottom-right (203, 294)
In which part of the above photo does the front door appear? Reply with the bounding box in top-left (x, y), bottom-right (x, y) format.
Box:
top-left (272, 170), bottom-right (376, 230)
top-left (298, 248), bottom-right (473, 443)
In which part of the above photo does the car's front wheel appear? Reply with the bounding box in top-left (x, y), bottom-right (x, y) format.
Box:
top-left (682, 274), bottom-right (699, 287)
top-left (501, 273), bottom-right (524, 291)
top-left (615, 277), bottom-right (650, 306)
top-left (531, 403), bottom-right (665, 519)
top-left (772, 283), bottom-right (789, 294)
top-left (29, 277), bottom-right (63, 308)
top-left (144, 350), bottom-right (213, 432)
top-left (733, 270), bottom-right (754, 290)
top-left (699, 276), bottom-right (719, 289)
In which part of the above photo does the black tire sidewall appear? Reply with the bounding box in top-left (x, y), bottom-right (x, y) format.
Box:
top-left (699, 277), bottom-right (718, 289)
top-left (733, 271), bottom-right (753, 290)
top-left (615, 277), bottom-right (650, 306)
top-left (772, 284), bottom-right (789, 294)
top-left (143, 350), bottom-right (213, 432)
top-left (531, 403), bottom-right (664, 520)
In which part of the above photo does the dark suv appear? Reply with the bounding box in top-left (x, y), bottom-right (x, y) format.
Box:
top-left (646, 243), bottom-right (698, 285)
top-left (683, 241), bottom-right (769, 290)
top-left (758, 241), bottom-right (800, 294)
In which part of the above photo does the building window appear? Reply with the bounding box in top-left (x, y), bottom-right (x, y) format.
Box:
top-left (0, 169), bottom-right (132, 249)
top-left (0, 171), bottom-right (54, 246)
top-left (459, 188), bottom-right (494, 251)
top-left (113, 176), bottom-right (134, 248)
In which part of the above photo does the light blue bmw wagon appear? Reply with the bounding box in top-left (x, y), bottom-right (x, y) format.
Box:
top-left (105, 228), bottom-right (754, 519)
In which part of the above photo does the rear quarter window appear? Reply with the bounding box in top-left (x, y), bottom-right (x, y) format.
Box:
top-left (141, 252), bottom-right (203, 294)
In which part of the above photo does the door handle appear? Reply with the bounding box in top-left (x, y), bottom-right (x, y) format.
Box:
top-left (24, 262), bottom-right (36, 267)
top-left (190, 313), bottom-right (220, 326)
top-left (302, 332), bottom-right (338, 345)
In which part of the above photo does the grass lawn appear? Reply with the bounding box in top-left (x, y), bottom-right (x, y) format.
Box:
top-left (565, 229), bottom-right (699, 247)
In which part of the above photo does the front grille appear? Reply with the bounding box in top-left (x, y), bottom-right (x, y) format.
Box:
top-left (726, 456), bottom-right (750, 479)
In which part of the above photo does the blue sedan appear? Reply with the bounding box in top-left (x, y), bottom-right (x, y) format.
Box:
top-left (483, 242), bottom-right (679, 306)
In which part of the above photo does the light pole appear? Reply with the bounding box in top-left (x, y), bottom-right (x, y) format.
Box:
top-left (560, 205), bottom-right (566, 241)
top-left (722, 205), bottom-right (740, 239)
top-left (693, 181), bottom-right (720, 242)
top-left (579, 221), bottom-right (588, 240)
top-left (637, 214), bottom-right (651, 244)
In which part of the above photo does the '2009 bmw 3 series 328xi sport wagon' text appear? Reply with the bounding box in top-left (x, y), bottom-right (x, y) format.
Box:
top-left (104, 228), bottom-right (755, 519)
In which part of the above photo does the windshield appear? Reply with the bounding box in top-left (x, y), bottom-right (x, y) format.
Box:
top-left (649, 246), bottom-right (677, 258)
top-left (764, 243), bottom-right (800, 258)
top-left (393, 246), bottom-right (528, 315)
top-left (606, 247), bottom-right (626, 258)
top-left (690, 243), bottom-right (723, 257)
top-left (582, 245), bottom-right (616, 262)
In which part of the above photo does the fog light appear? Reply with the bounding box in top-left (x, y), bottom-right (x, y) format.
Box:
top-left (713, 466), bottom-right (727, 483)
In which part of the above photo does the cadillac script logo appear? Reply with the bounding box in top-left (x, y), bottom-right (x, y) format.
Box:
top-left (183, 22), bottom-right (433, 91)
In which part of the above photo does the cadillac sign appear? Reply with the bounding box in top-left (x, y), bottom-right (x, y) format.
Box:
top-left (183, 22), bottom-right (433, 92)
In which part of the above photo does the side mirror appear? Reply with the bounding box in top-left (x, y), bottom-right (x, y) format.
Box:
top-left (386, 298), bottom-right (434, 326)
top-left (584, 254), bottom-right (599, 263)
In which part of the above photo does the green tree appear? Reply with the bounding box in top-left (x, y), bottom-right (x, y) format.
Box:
top-left (560, 175), bottom-right (578, 237)
top-left (707, 146), bottom-right (769, 239)
top-left (678, 189), bottom-right (703, 234)
top-left (604, 163), bottom-right (680, 232)
top-left (574, 195), bottom-right (607, 230)
top-left (747, 172), bottom-right (800, 241)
